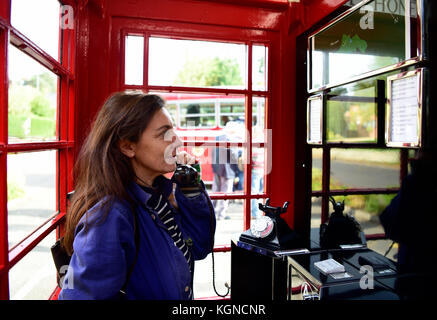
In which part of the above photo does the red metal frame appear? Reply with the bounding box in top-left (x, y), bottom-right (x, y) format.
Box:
top-left (0, 0), bottom-right (11, 301)
top-left (0, 0), bottom-right (76, 300)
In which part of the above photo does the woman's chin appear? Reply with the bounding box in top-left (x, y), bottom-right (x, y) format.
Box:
top-left (163, 162), bottom-right (177, 173)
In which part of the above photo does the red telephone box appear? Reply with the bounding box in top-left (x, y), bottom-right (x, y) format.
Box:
top-left (1, 0), bottom-right (434, 301)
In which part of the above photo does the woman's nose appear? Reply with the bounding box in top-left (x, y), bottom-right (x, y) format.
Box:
top-left (172, 132), bottom-right (183, 147)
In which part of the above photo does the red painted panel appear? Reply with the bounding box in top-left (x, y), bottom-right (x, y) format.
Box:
top-left (108, 0), bottom-right (284, 31)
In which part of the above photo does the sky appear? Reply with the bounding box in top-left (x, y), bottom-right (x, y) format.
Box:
top-left (9, 0), bottom-right (60, 80)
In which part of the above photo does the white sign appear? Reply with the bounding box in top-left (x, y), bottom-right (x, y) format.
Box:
top-left (308, 96), bottom-right (323, 144)
top-left (390, 74), bottom-right (419, 143)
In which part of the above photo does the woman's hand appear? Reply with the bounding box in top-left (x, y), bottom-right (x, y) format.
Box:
top-left (176, 151), bottom-right (197, 165)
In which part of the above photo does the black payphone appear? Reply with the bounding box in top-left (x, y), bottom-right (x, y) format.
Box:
top-left (238, 198), bottom-right (303, 251)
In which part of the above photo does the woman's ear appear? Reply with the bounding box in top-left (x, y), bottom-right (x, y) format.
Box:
top-left (119, 139), bottom-right (136, 158)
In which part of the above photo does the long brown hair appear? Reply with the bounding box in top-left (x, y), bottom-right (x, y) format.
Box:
top-left (63, 92), bottom-right (165, 255)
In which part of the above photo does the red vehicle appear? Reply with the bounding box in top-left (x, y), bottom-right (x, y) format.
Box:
top-left (159, 93), bottom-right (265, 186)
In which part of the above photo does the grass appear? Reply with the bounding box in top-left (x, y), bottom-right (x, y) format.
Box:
top-left (7, 180), bottom-right (25, 201)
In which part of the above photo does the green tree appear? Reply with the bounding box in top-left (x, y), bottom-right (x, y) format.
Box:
top-left (176, 57), bottom-right (243, 87)
top-left (8, 82), bottom-right (36, 116)
top-left (30, 94), bottom-right (55, 118)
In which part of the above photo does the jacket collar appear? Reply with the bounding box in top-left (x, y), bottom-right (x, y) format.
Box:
top-left (128, 175), bottom-right (174, 207)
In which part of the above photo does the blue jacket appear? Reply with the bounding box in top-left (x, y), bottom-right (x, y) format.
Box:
top-left (58, 177), bottom-right (215, 300)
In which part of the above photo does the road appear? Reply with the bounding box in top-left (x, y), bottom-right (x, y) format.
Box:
top-left (312, 158), bottom-right (400, 188)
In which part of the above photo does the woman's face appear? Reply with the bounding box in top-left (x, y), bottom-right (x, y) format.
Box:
top-left (123, 108), bottom-right (182, 184)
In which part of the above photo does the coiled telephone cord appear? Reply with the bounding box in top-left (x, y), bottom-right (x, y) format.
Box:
top-left (201, 188), bottom-right (230, 298)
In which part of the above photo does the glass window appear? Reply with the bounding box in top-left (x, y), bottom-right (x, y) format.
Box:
top-left (311, 196), bottom-right (322, 228)
top-left (219, 100), bottom-right (244, 127)
top-left (11, 0), bottom-right (61, 60)
top-left (252, 45), bottom-right (268, 91)
top-left (148, 37), bottom-right (247, 89)
top-left (251, 147), bottom-right (265, 190)
top-left (8, 45), bottom-right (58, 143)
top-left (310, 0), bottom-right (409, 89)
top-left (180, 102), bottom-right (215, 128)
top-left (312, 148), bottom-right (323, 192)
top-left (193, 251), bottom-right (231, 298)
top-left (179, 145), bottom-right (244, 194)
top-left (330, 148), bottom-right (400, 189)
top-left (326, 80), bottom-right (377, 143)
top-left (8, 229), bottom-right (57, 300)
top-left (124, 35), bottom-right (144, 85)
top-left (165, 102), bottom-right (178, 126)
top-left (250, 147), bottom-right (266, 219)
top-left (330, 194), bottom-right (397, 235)
top-left (252, 96), bottom-right (266, 142)
top-left (7, 151), bottom-right (57, 249)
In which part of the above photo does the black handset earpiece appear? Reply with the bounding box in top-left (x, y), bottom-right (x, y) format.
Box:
top-left (172, 163), bottom-right (200, 187)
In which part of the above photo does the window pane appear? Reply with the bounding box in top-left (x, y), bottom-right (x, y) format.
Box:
top-left (219, 101), bottom-right (244, 128)
top-left (330, 148), bottom-right (400, 189)
top-left (9, 229), bottom-right (57, 299)
top-left (311, 196), bottom-right (322, 229)
top-left (8, 45), bottom-right (58, 143)
top-left (124, 35), bottom-right (144, 85)
top-left (327, 81), bottom-right (377, 143)
top-left (165, 102), bottom-right (178, 126)
top-left (330, 194), bottom-right (397, 236)
top-left (11, 0), bottom-right (61, 60)
top-left (180, 101), bottom-right (215, 128)
top-left (312, 148), bottom-right (323, 192)
top-left (157, 92), bottom-right (247, 135)
top-left (7, 151), bottom-right (57, 249)
top-left (309, 0), bottom-right (409, 89)
top-left (252, 45), bottom-right (268, 91)
top-left (193, 251), bottom-right (231, 299)
top-left (252, 96), bottom-right (266, 142)
top-left (251, 147), bottom-right (266, 219)
top-left (148, 37), bottom-right (247, 89)
top-left (177, 145), bottom-right (244, 195)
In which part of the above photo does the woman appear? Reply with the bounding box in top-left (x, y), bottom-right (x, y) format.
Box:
top-left (58, 92), bottom-right (216, 300)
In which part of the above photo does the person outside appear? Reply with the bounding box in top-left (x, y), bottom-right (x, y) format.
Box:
top-left (211, 121), bottom-right (239, 220)
top-left (251, 126), bottom-right (264, 218)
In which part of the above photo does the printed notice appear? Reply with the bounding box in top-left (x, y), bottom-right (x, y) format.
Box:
top-left (309, 97), bottom-right (322, 143)
top-left (390, 75), bottom-right (419, 144)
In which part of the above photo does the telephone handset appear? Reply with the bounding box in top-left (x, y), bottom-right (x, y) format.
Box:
top-left (319, 196), bottom-right (364, 249)
top-left (239, 198), bottom-right (303, 251)
top-left (172, 163), bottom-right (200, 187)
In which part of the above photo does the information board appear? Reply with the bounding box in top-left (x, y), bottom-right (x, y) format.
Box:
top-left (386, 69), bottom-right (423, 148)
top-left (307, 95), bottom-right (323, 145)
